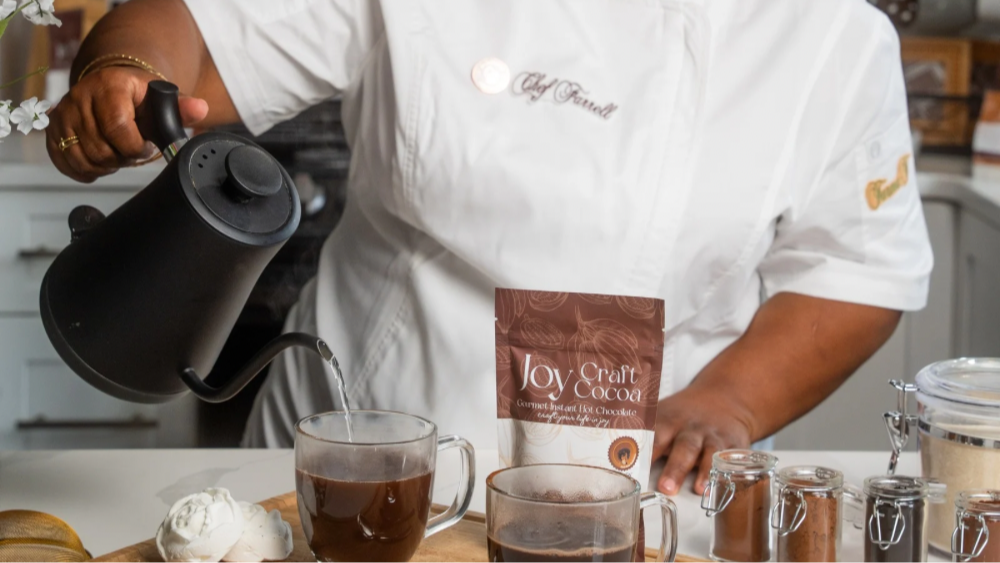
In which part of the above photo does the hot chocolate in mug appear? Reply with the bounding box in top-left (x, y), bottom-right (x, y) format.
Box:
top-left (295, 410), bottom-right (475, 562)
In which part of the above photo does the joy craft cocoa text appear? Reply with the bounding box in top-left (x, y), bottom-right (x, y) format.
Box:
top-left (520, 355), bottom-right (645, 401)
top-left (514, 354), bottom-right (647, 429)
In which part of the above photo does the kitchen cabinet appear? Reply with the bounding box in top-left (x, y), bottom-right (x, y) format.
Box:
top-left (0, 190), bottom-right (133, 312)
top-left (956, 209), bottom-right (1000, 356)
top-left (0, 186), bottom-right (197, 450)
top-left (0, 317), bottom-right (157, 449)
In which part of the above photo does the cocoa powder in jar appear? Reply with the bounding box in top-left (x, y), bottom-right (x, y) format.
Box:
top-left (958, 514), bottom-right (1000, 562)
top-left (864, 498), bottom-right (925, 563)
top-left (712, 474), bottom-right (771, 562)
top-left (954, 495), bottom-right (1000, 562)
top-left (777, 492), bottom-right (839, 562)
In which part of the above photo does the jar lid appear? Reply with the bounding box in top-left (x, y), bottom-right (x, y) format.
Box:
top-left (777, 466), bottom-right (843, 492)
top-left (916, 358), bottom-right (1000, 408)
top-left (957, 490), bottom-right (1000, 517)
top-left (864, 475), bottom-right (945, 502)
top-left (712, 450), bottom-right (777, 475)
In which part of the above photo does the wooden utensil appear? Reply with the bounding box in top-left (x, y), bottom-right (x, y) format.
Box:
top-left (94, 492), bottom-right (706, 562)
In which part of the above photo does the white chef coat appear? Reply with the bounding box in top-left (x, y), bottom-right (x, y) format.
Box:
top-left (183, 0), bottom-right (932, 451)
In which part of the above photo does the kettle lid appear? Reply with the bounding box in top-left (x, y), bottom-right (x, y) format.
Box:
top-left (134, 80), bottom-right (299, 244)
top-left (185, 136), bottom-right (296, 237)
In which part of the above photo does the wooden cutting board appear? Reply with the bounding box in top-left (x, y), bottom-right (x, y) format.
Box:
top-left (94, 492), bottom-right (706, 562)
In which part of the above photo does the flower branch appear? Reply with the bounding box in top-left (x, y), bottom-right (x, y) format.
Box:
top-left (0, 0), bottom-right (62, 141)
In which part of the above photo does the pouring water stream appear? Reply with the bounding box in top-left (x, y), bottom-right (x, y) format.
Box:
top-left (317, 340), bottom-right (354, 442)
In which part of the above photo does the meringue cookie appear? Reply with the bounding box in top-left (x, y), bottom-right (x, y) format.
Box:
top-left (222, 502), bottom-right (294, 562)
top-left (156, 488), bottom-right (245, 562)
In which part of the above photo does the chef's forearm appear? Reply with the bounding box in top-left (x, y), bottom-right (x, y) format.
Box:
top-left (73, 0), bottom-right (198, 89)
top-left (687, 292), bottom-right (902, 441)
top-left (71, 0), bottom-right (237, 126)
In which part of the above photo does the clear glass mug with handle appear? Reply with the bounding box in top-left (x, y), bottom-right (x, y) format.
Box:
top-left (295, 410), bottom-right (475, 562)
top-left (486, 464), bottom-right (678, 562)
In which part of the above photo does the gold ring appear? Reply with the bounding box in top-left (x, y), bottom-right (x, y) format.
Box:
top-left (58, 136), bottom-right (80, 151)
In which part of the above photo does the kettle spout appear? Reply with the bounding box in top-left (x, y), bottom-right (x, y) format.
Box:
top-left (179, 332), bottom-right (333, 403)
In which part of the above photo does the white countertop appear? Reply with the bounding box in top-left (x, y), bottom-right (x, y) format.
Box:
top-left (918, 171), bottom-right (1000, 230)
top-left (0, 448), bottom-right (940, 561)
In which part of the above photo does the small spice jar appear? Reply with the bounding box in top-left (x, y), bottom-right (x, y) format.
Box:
top-left (701, 450), bottom-right (777, 562)
top-left (951, 490), bottom-right (1000, 562)
top-left (856, 475), bottom-right (946, 562)
top-left (770, 466), bottom-right (843, 562)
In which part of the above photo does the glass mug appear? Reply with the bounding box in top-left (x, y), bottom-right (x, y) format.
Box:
top-left (486, 464), bottom-right (678, 562)
top-left (295, 411), bottom-right (475, 562)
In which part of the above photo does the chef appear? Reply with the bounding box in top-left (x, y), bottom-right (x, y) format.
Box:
top-left (46, 0), bottom-right (931, 496)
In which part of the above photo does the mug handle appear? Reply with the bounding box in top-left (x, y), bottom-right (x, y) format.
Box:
top-left (640, 492), bottom-right (678, 563)
top-left (425, 435), bottom-right (476, 538)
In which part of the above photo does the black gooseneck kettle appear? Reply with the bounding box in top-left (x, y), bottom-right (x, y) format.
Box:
top-left (39, 81), bottom-right (337, 404)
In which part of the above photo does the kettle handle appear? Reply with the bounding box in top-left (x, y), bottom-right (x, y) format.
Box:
top-left (135, 80), bottom-right (188, 161)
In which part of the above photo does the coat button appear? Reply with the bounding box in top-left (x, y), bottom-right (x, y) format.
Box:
top-left (471, 58), bottom-right (510, 94)
top-left (869, 141), bottom-right (882, 159)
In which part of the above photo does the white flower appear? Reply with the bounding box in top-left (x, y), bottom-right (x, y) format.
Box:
top-left (0, 100), bottom-right (11, 139)
top-left (19, 0), bottom-right (60, 26)
top-left (156, 488), bottom-right (245, 563)
top-left (0, 0), bottom-right (17, 19)
top-left (9, 97), bottom-right (51, 134)
top-left (222, 502), bottom-right (293, 562)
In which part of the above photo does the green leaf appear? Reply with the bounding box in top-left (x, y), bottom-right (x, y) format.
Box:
top-left (0, 17), bottom-right (9, 40)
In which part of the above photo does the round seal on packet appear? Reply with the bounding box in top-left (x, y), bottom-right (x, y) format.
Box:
top-left (609, 436), bottom-right (639, 471)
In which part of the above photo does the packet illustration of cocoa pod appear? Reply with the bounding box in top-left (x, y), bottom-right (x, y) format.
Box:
top-left (495, 288), bottom-right (665, 484)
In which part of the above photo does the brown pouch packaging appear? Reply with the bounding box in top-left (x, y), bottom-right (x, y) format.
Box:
top-left (495, 288), bottom-right (665, 486)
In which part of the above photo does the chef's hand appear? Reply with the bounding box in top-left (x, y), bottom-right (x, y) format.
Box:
top-left (652, 386), bottom-right (754, 496)
top-left (46, 66), bottom-right (209, 183)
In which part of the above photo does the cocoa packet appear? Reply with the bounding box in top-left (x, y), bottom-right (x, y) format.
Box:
top-left (494, 288), bottom-right (665, 488)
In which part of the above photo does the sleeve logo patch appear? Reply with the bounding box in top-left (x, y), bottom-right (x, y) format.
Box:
top-left (865, 154), bottom-right (911, 210)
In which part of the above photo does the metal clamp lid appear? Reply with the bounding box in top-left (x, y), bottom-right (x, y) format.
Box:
top-left (776, 466), bottom-right (843, 492)
top-left (952, 489), bottom-right (1000, 560)
top-left (701, 469), bottom-right (736, 517)
top-left (700, 450), bottom-right (777, 517)
top-left (916, 358), bottom-right (1000, 408)
top-left (709, 449), bottom-right (778, 475)
top-left (956, 491), bottom-right (1000, 516)
top-left (770, 466), bottom-right (843, 536)
top-left (884, 379), bottom-right (918, 475)
top-left (770, 488), bottom-right (807, 536)
top-left (869, 498), bottom-right (908, 551)
top-left (864, 475), bottom-right (947, 503)
top-left (861, 474), bottom-right (946, 551)
top-left (953, 512), bottom-right (990, 562)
